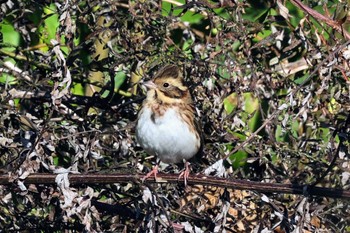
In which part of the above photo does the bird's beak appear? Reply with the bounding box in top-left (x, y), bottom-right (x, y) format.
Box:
top-left (142, 80), bottom-right (157, 89)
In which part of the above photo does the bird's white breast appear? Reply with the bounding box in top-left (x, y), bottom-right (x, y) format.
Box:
top-left (136, 107), bottom-right (199, 164)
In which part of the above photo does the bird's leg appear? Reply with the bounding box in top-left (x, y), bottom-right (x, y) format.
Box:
top-left (178, 161), bottom-right (191, 186)
top-left (142, 159), bottom-right (160, 182)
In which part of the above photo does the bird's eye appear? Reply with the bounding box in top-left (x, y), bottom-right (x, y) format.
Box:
top-left (163, 83), bottom-right (169, 88)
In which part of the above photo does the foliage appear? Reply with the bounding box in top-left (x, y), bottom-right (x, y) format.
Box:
top-left (0, 0), bottom-right (350, 232)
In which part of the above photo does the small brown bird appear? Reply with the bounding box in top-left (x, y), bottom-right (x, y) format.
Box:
top-left (136, 64), bottom-right (201, 185)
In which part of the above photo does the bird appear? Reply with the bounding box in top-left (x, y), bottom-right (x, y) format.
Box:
top-left (136, 64), bottom-right (201, 186)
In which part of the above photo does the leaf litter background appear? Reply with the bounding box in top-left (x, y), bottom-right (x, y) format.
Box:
top-left (0, 0), bottom-right (350, 232)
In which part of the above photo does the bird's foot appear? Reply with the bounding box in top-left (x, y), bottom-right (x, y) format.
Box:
top-left (178, 161), bottom-right (190, 186)
top-left (142, 165), bottom-right (159, 182)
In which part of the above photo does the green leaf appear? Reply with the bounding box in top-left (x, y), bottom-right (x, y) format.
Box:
top-left (223, 92), bottom-right (238, 115)
top-left (114, 71), bottom-right (127, 90)
top-left (243, 6), bottom-right (270, 22)
top-left (217, 65), bottom-right (231, 79)
top-left (100, 71), bottom-right (127, 98)
top-left (162, 0), bottom-right (203, 24)
top-left (213, 8), bottom-right (231, 20)
top-left (0, 73), bottom-right (17, 85)
top-left (39, 4), bottom-right (59, 47)
top-left (1, 20), bottom-right (21, 50)
top-left (275, 125), bottom-right (287, 142)
top-left (229, 150), bottom-right (248, 169)
top-left (71, 83), bottom-right (84, 95)
top-left (243, 93), bottom-right (261, 131)
top-left (293, 73), bottom-right (308, 85)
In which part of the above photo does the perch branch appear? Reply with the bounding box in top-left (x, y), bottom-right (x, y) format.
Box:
top-left (0, 173), bottom-right (349, 199)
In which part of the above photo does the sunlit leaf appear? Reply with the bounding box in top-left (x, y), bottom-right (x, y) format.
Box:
top-left (229, 150), bottom-right (248, 169)
top-left (1, 20), bottom-right (21, 50)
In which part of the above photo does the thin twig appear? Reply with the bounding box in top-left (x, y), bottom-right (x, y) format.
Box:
top-left (227, 40), bottom-right (350, 159)
top-left (290, 0), bottom-right (350, 40)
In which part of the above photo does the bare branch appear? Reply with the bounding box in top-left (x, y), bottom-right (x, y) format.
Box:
top-left (290, 0), bottom-right (350, 40)
top-left (2, 173), bottom-right (349, 199)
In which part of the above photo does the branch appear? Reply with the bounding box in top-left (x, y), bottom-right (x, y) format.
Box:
top-left (290, 0), bottom-right (350, 40)
top-left (2, 173), bottom-right (349, 199)
top-left (0, 49), bottom-right (52, 70)
top-left (7, 89), bottom-right (132, 111)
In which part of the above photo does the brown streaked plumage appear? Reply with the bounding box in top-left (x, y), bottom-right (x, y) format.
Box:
top-left (136, 64), bottom-right (201, 185)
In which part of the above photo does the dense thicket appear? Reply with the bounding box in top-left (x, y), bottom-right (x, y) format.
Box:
top-left (0, 0), bottom-right (349, 232)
